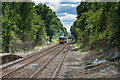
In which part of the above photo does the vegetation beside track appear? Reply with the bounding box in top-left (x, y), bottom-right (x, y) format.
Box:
top-left (70, 2), bottom-right (120, 52)
top-left (1, 2), bottom-right (69, 53)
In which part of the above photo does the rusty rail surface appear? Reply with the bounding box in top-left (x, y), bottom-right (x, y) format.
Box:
top-left (1, 44), bottom-right (59, 71)
top-left (51, 45), bottom-right (70, 79)
top-left (2, 44), bottom-right (62, 79)
top-left (28, 43), bottom-right (69, 79)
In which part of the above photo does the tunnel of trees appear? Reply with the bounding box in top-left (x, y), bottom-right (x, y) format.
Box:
top-left (1, 2), bottom-right (69, 53)
top-left (70, 2), bottom-right (120, 51)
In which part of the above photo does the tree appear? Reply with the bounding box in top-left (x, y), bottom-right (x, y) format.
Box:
top-left (70, 2), bottom-right (120, 50)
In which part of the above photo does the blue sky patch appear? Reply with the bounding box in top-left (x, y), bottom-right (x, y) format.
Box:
top-left (33, 0), bottom-right (80, 33)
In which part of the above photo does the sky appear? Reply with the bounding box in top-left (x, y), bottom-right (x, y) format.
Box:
top-left (32, 0), bottom-right (81, 33)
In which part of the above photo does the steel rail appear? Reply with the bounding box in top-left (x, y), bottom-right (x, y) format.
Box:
top-left (51, 45), bottom-right (69, 79)
top-left (28, 44), bottom-right (66, 80)
top-left (2, 44), bottom-right (61, 79)
top-left (0, 44), bottom-right (59, 71)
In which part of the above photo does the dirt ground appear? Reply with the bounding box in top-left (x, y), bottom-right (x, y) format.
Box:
top-left (56, 42), bottom-right (120, 79)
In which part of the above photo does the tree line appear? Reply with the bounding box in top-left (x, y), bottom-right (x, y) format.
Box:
top-left (2, 2), bottom-right (68, 53)
top-left (70, 2), bottom-right (120, 51)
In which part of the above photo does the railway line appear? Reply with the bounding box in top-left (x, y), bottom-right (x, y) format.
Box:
top-left (29, 43), bottom-right (69, 79)
top-left (0, 44), bottom-right (59, 72)
top-left (1, 44), bottom-right (61, 79)
top-left (2, 45), bottom-right (60, 75)
top-left (2, 42), bottom-right (70, 79)
top-left (0, 44), bottom-right (59, 71)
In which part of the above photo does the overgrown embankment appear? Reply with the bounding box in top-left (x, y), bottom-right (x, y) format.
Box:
top-left (70, 41), bottom-right (120, 78)
top-left (1, 2), bottom-right (69, 53)
top-left (70, 2), bottom-right (120, 53)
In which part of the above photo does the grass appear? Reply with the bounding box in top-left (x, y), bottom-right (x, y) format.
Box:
top-left (74, 42), bottom-right (92, 55)
top-left (74, 42), bottom-right (85, 49)
top-left (52, 38), bottom-right (59, 44)
top-left (34, 46), bottom-right (42, 50)
top-left (74, 42), bottom-right (81, 47)
top-left (0, 49), bottom-right (2, 53)
top-left (103, 57), bottom-right (110, 60)
top-left (78, 51), bottom-right (92, 55)
top-left (77, 49), bottom-right (81, 53)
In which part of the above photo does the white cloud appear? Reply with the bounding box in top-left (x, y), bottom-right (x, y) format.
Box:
top-left (32, 0), bottom-right (81, 4)
top-left (60, 0), bottom-right (82, 2)
top-left (32, 0), bottom-right (61, 5)
top-left (59, 13), bottom-right (77, 33)
top-left (32, 0), bottom-right (40, 5)
top-left (61, 4), bottom-right (79, 7)
top-left (59, 13), bottom-right (77, 21)
top-left (32, 0), bottom-right (51, 5)
top-left (46, 2), bottom-right (61, 11)
top-left (32, 0), bottom-right (61, 11)
top-left (61, 22), bottom-right (73, 33)
top-left (32, 0), bottom-right (79, 33)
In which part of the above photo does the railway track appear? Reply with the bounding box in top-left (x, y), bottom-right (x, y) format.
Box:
top-left (0, 44), bottom-right (59, 71)
top-left (29, 44), bottom-right (69, 79)
top-left (1, 44), bottom-right (62, 79)
top-left (2, 42), bottom-right (70, 79)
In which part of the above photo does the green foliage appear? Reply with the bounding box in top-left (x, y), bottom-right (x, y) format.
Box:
top-left (2, 2), bottom-right (18, 52)
top-left (35, 4), bottom-right (67, 42)
top-left (2, 2), bottom-right (68, 53)
top-left (71, 2), bottom-right (120, 50)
